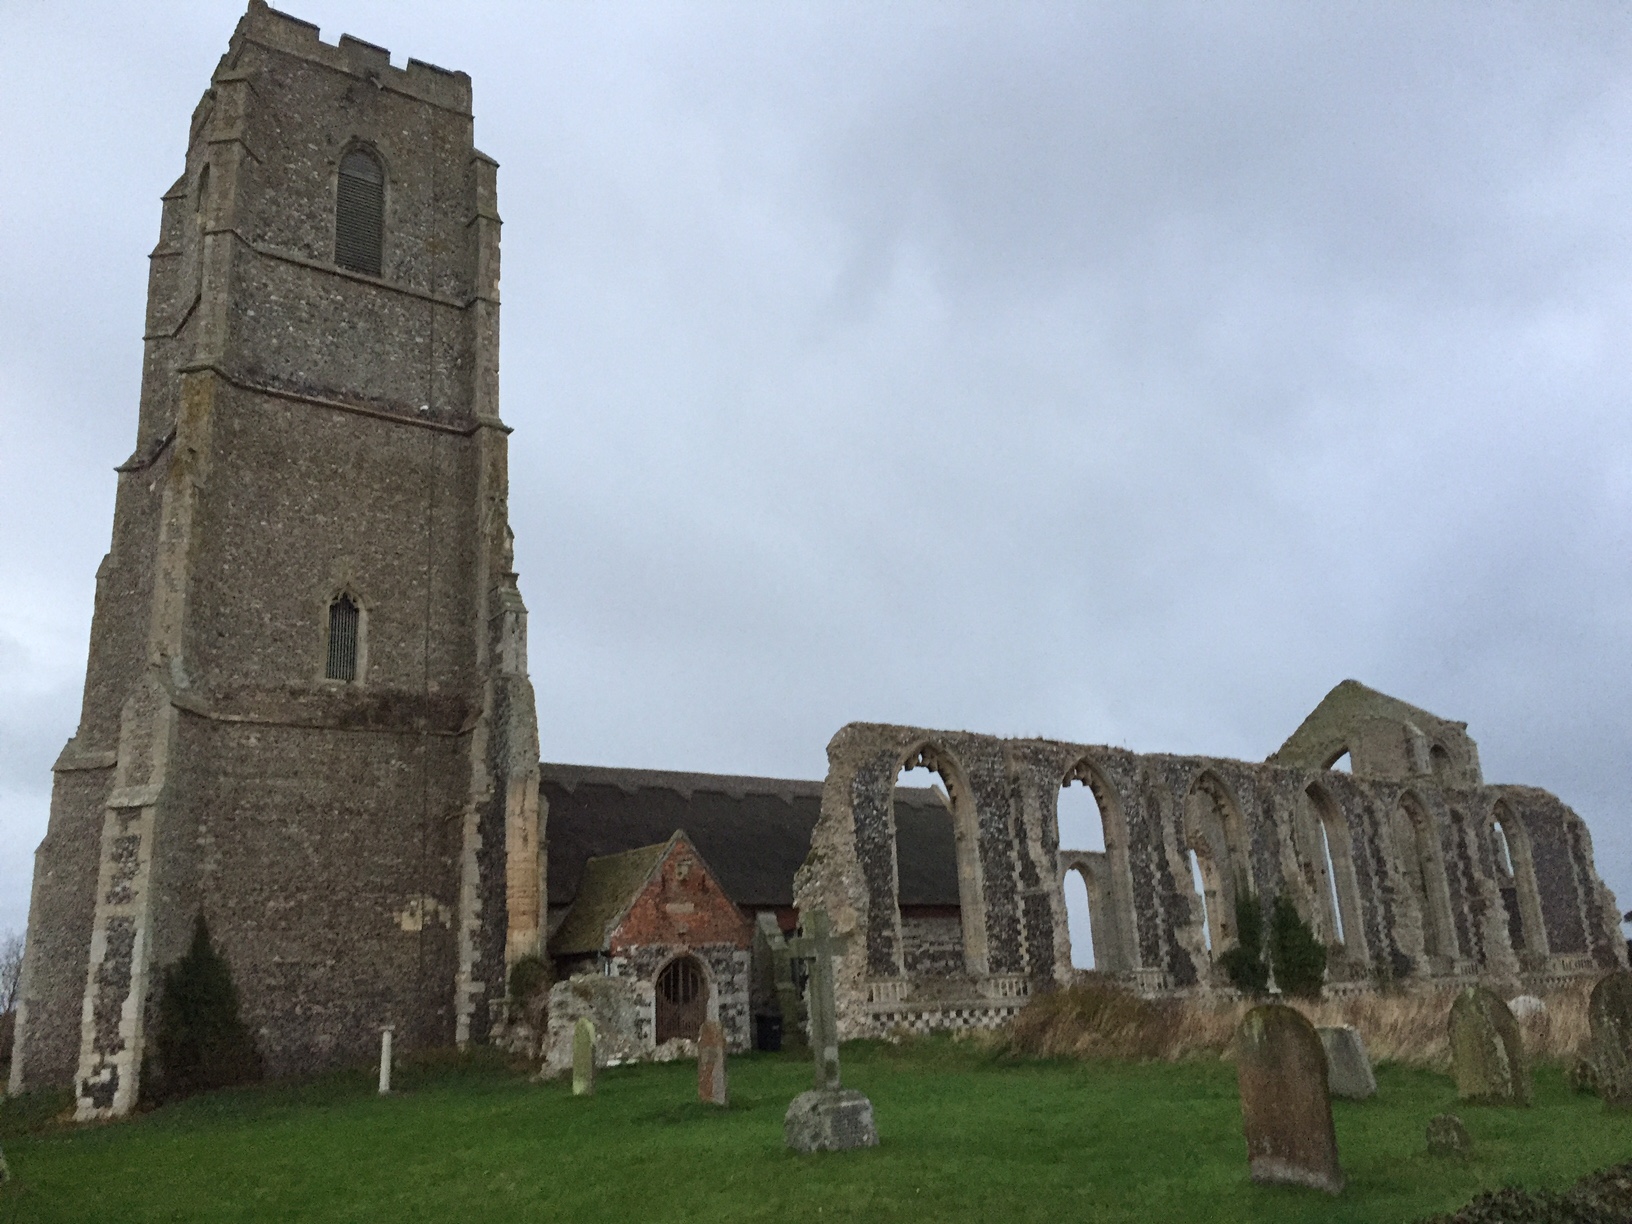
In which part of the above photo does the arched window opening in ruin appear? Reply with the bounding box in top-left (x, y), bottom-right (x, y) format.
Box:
top-left (1182, 774), bottom-right (1250, 963)
top-left (1057, 759), bottom-right (1137, 974)
top-left (1188, 847), bottom-right (1214, 954)
top-left (325, 595), bottom-right (360, 682)
top-left (1396, 794), bottom-right (1451, 962)
top-left (655, 954), bottom-right (708, 1044)
top-left (336, 147), bottom-right (385, 276)
top-left (1317, 820), bottom-right (1346, 945)
top-left (1326, 750), bottom-right (1352, 773)
top-left (1063, 868), bottom-right (1095, 969)
top-left (894, 745), bottom-right (986, 977)
top-left (1490, 806), bottom-right (1547, 957)
top-left (1303, 784), bottom-right (1364, 958)
top-left (1430, 744), bottom-right (1452, 779)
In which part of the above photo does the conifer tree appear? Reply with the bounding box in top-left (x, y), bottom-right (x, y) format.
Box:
top-left (1217, 889), bottom-right (1269, 996)
top-left (147, 913), bottom-right (262, 1103)
top-left (1268, 894), bottom-right (1327, 999)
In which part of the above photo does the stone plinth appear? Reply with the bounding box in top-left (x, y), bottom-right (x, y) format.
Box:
top-left (785, 1089), bottom-right (879, 1153)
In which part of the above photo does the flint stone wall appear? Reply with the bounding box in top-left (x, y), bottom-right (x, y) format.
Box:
top-left (794, 719), bottom-right (1624, 1040)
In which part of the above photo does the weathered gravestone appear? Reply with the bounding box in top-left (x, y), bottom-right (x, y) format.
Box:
top-left (1235, 1004), bottom-right (1344, 1194)
top-left (572, 1017), bottom-right (596, 1098)
top-left (1426, 1113), bottom-right (1471, 1158)
top-left (1317, 1025), bottom-right (1377, 1100)
top-left (1449, 986), bottom-right (1531, 1106)
top-left (783, 909), bottom-right (878, 1153)
top-left (1589, 970), bottom-right (1632, 1109)
top-left (698, 1020), bottom-right (728, 1106)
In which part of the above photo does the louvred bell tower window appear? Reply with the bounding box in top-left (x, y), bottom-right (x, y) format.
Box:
top-left (335, 148), bottom-right (384, 276)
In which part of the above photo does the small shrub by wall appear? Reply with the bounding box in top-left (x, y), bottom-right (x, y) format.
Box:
top-left (144, 914), bottom-right (263, 1105)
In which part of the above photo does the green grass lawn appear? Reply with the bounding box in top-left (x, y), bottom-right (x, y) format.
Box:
top-left (2, 1042), bottom-right (1628, 1223)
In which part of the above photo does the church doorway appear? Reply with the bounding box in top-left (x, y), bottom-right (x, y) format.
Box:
top-left (655, 955), bottom-right (708, 1043)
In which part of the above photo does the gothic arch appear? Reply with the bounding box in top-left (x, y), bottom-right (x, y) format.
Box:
top-left (1393, 791), bottom-right (1457, 966)
top-left (894, 740), bottom-right (988, 977)
top-left (1303, 782), bottom-right (1367, 961)
top-left (1056, 755), bottom-right (1137, 973)
top-left (1489, 800), bottom-right (1549, 958)
top-left (1182, 771), bottom-right (1252, 960)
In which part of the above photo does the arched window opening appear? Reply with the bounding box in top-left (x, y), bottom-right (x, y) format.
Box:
top-left (1182, 774), bottom-right (1250, 963)
top-left (335, 148), bottom-right (384, 276)
top-left (1325, 749), bottom-right (1352, 773)
top-left (655, 955), bottom-right (708, 1043)
top-left (1188, 846), bottom-right (1215, 955)
top-left (1063, 869), bottom-right (1095, 970)
top-left (1430, 744), bottom-right (1452, 779)
top-left (1317, 819), bottom-right (1346, 945)
top-left (1396, 795), bottom-right (1450, 962)
top-left (894, 745), bottom-right (985, 976)
top-left (1303, 784), bottom-right (1364, 958)
top-left (325, 595), bottom-right (360, 681)
top-left (1488, 807), bottom-right (1548, 957)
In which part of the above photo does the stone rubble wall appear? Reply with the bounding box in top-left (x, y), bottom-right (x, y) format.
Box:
top-left (794, 722), bottom-right (1625, 1041)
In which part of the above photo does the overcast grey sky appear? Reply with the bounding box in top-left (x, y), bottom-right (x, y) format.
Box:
top-left (2, 2), bottom-right (1630, 945)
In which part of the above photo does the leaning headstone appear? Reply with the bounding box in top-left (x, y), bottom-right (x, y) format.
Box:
top-left (572, 1017), bottom-right (596, 1098)
top-left (1589, 970), bottom-right (1632, 1109)
top-left (1235, 1004), bottom-right (1344, 1194)
top-left (1449, 986), bottom-right (1531, 1105)
top-left (783, 909), bottom-right (878, 1153)
top-left (698, 1020), bottom-right (728, 1106)
top-left (1426, 1113), bottom-right (1471, 1158)
top-left (1318, 1025), bottom-right (1377, 1100)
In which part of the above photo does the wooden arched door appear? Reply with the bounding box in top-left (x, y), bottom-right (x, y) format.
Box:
top-left (655, 955), bottom-right (708, 1043)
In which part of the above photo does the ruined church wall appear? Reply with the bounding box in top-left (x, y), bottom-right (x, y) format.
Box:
top-left (797, 722), bottom-right (1624, 1040)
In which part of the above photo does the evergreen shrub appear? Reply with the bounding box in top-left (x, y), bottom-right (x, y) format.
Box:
top-left (1217, 889), bottom-right (1269, 996)
top-left (1268, 894), bottom-right (1327, 999)
top-left (145, 913), bottom-right (262, 1104)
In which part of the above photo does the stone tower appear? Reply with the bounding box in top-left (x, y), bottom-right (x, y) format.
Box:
top-left (8, 2), bottom-right (542, 1119)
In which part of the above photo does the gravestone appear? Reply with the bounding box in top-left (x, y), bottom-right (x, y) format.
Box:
top-left (572, 1017), bottom-right (596, 1098)
top-left (1426, 1113), bottom-right (1471, 1158)
top-left (783, 909), bottom-right (878, 1153)
top-left (1589, 970), bottom-right (1632, 1109)
top-left (698, 1020), bottom-right (728, 1106)
top-left (1235, 1004), bottom-right (1344, 1194)
top-left (1317, 1025), bottom-right (1377, 1100)
top-left (1449, 986), bottom-right (1531, 1105)
top-left (1508, 994), bottom-right (1546, 1021)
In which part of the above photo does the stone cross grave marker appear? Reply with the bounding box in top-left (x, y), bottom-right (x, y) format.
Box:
top-left (572, 1016), bottom-right (596, 1098)
top-left (1589, 970), bottom-right (1632, 1109)
top-left (1235, 1004), bottom-right (1344, 1194)
top-left (783, 908), bottom-right (878, 1152)
top-left (1449, 986), bottom-right (1531, 1105)
top-left (698, 1019), bottom-right (728, 1106)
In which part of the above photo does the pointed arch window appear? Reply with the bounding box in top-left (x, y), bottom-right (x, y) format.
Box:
top-left (335, 148), bottom-right (384, 276)
top-left (325, 595), bottom-right (360, 682)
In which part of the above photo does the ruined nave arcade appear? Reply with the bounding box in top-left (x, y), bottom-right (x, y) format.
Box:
top-left (795, 681), bottom-right (1625, 1040)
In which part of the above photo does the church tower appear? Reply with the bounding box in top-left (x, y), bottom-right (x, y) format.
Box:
top-left (8, 2), bottom-right (542, 1118)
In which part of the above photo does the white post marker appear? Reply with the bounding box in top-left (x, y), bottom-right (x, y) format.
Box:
top-left (379, 1026), bottom-right (394, 1095)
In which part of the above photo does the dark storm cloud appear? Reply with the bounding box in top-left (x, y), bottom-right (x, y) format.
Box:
top-left (2, 1), bottom-right (1629, 938)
